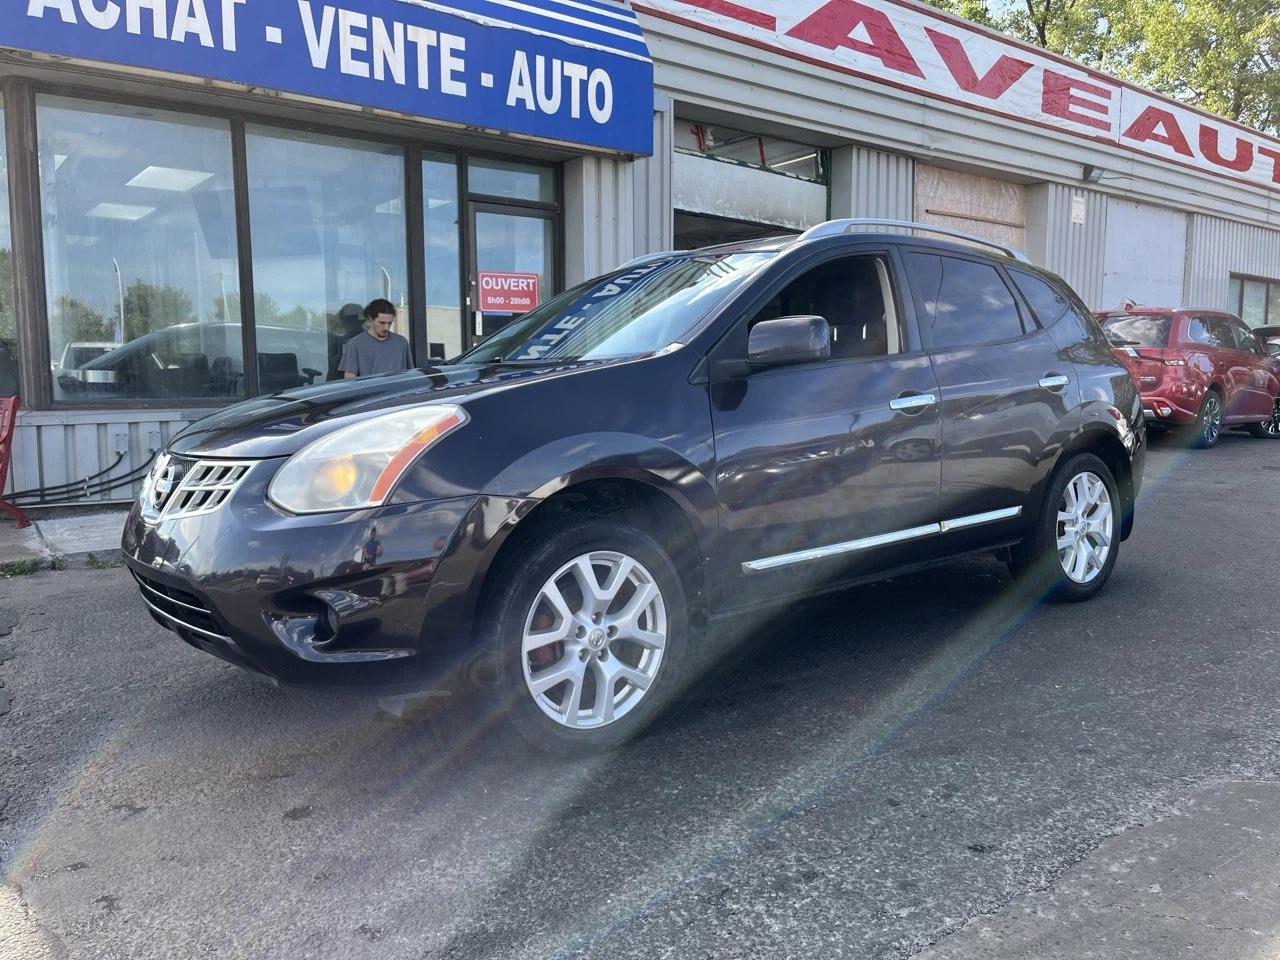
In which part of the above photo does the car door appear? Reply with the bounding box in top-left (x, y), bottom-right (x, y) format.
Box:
top-left (906, 250), bottom-right (1075, 554)
top-left (709, 248), bottom-right (942, 605)
top-left (1226, 317), bottom-right (1278, 420)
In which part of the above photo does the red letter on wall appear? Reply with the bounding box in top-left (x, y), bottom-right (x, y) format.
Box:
top-left (786, 0), bottom-right (925, 79)
top-left (1256, 146), bottom-right (1280, 184)
top-left (926, 29), bottom-right (1032, 101)
top-left (1041, 70), bottom-right (1113, 132)
top-left (1199, 125), bottom-right (1255, 173)
top-left (1122, 106), bottom-right (1193, 157)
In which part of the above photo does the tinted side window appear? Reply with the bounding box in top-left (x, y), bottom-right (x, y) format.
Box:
top-left (1010, 270), bottom-right (1067, 326)
top-left (1186, 317), bottom-right (1230, 348)
top-left (1229, 321), bottom-right (1264, 355)
top-left (749, 255), bottom-right (900, 359)
top-left (911, 254), bottom-right (1025, 349)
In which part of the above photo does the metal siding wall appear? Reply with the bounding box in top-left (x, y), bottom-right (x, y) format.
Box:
top-left (564, 154), bottom-right (637, 286)
top-left (633, 100), bottom-right (674, 256)
top-left (7, 411), bottom-right (199, 503)
top-left (830, 145), bottom-right (914, 223)
top-left (1185, 215), bottom-right (1280, 309)
top-left (1037, 184), bottom-right (1108, 307)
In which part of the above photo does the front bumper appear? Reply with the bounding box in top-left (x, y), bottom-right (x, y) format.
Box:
top-left (123, 459), bottom-right (532, 692)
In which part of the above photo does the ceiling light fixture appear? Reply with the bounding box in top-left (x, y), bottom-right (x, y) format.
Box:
top-left (127, 165), bottom-right (214, 192)
top-left (88, 202), bottom-right (156, 221)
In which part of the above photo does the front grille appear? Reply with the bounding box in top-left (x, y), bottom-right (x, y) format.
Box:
top-left (144, 456), bottom-right (253, 521)
top-left (131, 569), bottom-right (231, 643)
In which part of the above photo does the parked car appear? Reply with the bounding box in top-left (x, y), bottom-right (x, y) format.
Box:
top-left (1097, 306), bottom-right (1280, 447)
top-left (123, 221), bottom-right (1145, 755)
top-left (57, 323), bottom-right (340, 399)
top-left (52, 340), bottom-right (117, 372)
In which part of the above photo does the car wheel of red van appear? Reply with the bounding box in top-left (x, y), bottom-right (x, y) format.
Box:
top-left (1191, 390), bottom-right (1224, 448)
top-left (1247, 395), bottom-right (1280, 439)
top-left (1007, 453), bottom-right (1120, 603)
top-left (478, 514), bottom-right (688, 757)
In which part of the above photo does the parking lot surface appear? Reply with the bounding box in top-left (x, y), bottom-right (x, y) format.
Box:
top-left (3, 430), bottom-right (1279, 960)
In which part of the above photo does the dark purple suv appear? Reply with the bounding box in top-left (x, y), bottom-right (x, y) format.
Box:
top-left (124, 220), bottom-right (1144, 755)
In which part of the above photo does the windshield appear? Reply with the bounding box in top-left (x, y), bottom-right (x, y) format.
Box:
top-left (456, 252), bottom-right (775, 363)
top-left (1102, 314), bottom-right (1172, 348)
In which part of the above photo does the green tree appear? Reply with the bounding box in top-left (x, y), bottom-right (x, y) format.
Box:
top-left (123, 281), bottom-right (195, 341)
top-left (212, 291), bottom-right (281, 326)
top-left (53, 295), bottom-right (113, 343)
top-left (0, 248), bottom-right (15, 345)
top-left (1109, 0), bottom-right (1280, 131)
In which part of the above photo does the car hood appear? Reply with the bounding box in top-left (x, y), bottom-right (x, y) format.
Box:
top-left (169, 360), bottom-right (619, 458)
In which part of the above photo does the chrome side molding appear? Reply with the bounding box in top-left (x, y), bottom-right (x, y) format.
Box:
top-left (742, 506), bottom-right (1023, 574)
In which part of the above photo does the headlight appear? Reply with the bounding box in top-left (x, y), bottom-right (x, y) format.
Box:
top-left (268, 405), bottom-right (468, 514)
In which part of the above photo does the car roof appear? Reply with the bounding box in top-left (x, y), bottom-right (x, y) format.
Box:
top-left (680, 231), bottom-right (1043, 266)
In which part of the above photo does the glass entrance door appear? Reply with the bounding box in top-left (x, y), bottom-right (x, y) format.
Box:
top-left (469, 203), bottom-right (556, 341)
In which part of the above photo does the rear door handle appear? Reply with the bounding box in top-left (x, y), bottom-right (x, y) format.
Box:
top-left (889, 393), bottom-right (937, 413)
top-left (1039, 375), bottom-right (1070, 391)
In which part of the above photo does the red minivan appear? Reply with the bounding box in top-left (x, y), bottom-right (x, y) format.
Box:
top-left (1097, 306), bottom-right (1280, 448)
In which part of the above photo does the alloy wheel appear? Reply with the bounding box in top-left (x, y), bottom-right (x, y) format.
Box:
top-left (1057, 471), bottom-right (1114, 585)
top-left (1201, 394), bottom-right (1222, 445)
top-left (1263, 398), bottom-right (1280, 437)
top-left (521, 551), bottom-right (668, 729)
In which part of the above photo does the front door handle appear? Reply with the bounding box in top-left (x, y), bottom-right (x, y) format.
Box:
top-left (1039, 374), bottom-right (1070, 391)
top-left (889, 393), bottom-right (937, 414)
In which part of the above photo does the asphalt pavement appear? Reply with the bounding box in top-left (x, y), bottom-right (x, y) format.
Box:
top-left (2, 429), bottom-right (1280, 960)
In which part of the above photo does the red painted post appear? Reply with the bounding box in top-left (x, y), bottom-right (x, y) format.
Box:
top-left (0, 396), bottom-right (31, 529)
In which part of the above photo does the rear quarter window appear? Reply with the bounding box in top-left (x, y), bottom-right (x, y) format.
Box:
top-left (1010, 270), bottom-right (1068, 326)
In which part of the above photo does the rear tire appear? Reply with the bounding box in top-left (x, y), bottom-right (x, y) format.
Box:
top-left (476, 514), bottom-right (688, 757)
top-left (1191, 390), bottom-right (1224, 448)
top-left (1247, 394), bottom-right (1280, 440)
top-left (1007, 453), bottom-right (1120, 603)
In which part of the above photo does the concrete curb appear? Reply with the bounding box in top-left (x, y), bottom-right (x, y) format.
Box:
top-left (0, 512), bottom-right (129, 576)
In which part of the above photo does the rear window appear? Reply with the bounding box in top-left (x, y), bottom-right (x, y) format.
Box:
top-left (1102, 315), bottom-right (1171, 348)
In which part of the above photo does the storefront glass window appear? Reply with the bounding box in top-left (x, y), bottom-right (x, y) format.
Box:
top-left (245, 127), bottom-right (409, 389)
top-left (424, 154), bottom-right (463, 360)
top-left (1228, 277), bottom-right (1242, 316)
top-left (38, 97), bottom-right (241, 402)
top-left (675, 119), bottom-right (824, 182)
top-left (473, 212), bottom-right (555, 338)
top-left (468, 158), bottom-right (555, 203)
top-left (0, 100), bottom-right (17, 399)
top-left (1241, 278), bottom-right (1268, 328)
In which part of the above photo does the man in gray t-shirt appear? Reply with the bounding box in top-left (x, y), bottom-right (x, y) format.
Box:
top-left (340, 298), bottom-right (413, 377)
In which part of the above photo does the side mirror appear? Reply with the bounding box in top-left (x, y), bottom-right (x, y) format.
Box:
top-left (1268, 342), bottom-right (1280, 358)
top-left (748, 316), bottom-right (831, 369)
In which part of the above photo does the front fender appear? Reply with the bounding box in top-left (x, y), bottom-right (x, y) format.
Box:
top-left (482, 431), bottom-right (718, 541)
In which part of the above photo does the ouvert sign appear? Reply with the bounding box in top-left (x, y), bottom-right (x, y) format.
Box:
top-left (10, 0), bottom-right (655, 155)
top-left (636, 0), bottom-right (1280, 193)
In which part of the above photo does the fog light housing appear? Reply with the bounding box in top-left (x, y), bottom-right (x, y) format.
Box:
top-left (1157, 405), bottom-right (1172, 417)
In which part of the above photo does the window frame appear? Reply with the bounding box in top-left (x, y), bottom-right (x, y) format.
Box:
top-left (6, 78), bottom-right (562, 411)
top-left (706, 243), bottom-right (922, 382)
top-left (1226, 272), bottom-right (1280, 328)
top-left (904, 248), bottom-right (1035, 353)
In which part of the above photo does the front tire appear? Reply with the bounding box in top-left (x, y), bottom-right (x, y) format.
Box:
top-left (477, 514), bottom-right (688, 757)
top-left (1008, 453), bottom-right (1120, 602)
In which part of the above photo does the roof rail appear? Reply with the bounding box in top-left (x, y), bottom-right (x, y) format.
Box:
top-left (796, 218), bottom-right (1033, 264)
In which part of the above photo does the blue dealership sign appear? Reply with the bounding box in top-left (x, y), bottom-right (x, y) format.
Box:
top-left (13, 0), bottom-right (654, 155)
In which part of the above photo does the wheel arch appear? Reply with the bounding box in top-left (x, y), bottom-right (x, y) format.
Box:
top-left (1060, 425), bottom-right (1136, 542)
top-left (471, 474), bottom-right (711, 649)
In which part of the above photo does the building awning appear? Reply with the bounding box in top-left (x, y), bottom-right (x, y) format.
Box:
top-left (11, 0), bottom-right (654, 156)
